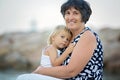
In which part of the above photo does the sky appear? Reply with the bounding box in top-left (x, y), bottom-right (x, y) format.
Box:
top-left (0, 0), bottom-right (120, 34)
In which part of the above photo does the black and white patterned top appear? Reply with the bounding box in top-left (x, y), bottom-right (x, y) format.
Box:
top-left (60, 27), bottom-right (103, 80)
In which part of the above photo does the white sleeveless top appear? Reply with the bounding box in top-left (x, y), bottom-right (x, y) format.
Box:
top-left (16, 49), bottom-right (63, 80)
top-left (40, 48), bottom-right (61, 67)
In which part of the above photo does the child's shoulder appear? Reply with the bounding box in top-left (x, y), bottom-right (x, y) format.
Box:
top-left (44, 45), bottom-right (56, 52)
top-left (43, 45), bottom-right (57, 55)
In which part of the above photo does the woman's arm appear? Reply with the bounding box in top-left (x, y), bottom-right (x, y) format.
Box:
top-left (33, 31), bottom-right (97, 78)
top-left (49, 43), bottom-right (75, 66)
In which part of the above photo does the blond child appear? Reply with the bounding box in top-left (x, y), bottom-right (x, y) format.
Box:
top-left (16, 25), bottom-right (74, 80)
top-left (40, 25), bottom-right (74, 67)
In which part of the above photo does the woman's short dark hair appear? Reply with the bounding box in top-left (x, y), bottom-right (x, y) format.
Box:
top-left (61, 0), bottom-right (92, 24)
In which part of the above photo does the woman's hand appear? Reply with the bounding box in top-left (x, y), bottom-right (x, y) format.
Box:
top-left (32, 66), bottom-right (43, 74)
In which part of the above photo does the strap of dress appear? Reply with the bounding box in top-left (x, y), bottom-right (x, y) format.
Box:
top-left (72, 27), bottom-right (90, 43)
top-left (80, 27), bottom-right (90, 35)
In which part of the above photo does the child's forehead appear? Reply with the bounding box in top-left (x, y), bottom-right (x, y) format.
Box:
top-left (59, 30), bottom-right (71, 37)
top-left (59, 30), bottom-right (68, 34)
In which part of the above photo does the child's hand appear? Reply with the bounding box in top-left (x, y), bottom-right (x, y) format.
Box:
top-left (65, 43), bottom-right (76, 54)
top-left (69, 43), bottom-right (76, 47)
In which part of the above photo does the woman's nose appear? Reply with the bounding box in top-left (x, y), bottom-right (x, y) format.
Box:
top-left (68, 14), bottom-right (74, 19)
top-left (65, 13), bottom-right (74, 20)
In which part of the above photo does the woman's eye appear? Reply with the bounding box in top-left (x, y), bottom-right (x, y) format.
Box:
top-left (65, 11), bottom-right (70, 15)
top-left (74, 12), bottom-right (79, 15)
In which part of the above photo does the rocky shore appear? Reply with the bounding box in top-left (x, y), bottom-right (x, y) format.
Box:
top-left (0, 28), bottom-right (120, 73)
top-left (0, 31), bottom-right (50, 70)
top-left (98, 28), bottom-right (120, 73)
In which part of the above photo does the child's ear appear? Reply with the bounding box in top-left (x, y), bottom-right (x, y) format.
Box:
top-left (51, 36), bottom-right (55, 41)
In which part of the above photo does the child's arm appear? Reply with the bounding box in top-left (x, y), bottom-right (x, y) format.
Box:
top-left (49, 43), bottom-right (75, 66)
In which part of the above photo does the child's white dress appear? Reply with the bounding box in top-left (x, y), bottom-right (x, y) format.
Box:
top-left (16, 49), bottom-right (62, 80)
top-left (40, 48), bottom-right (61, 67)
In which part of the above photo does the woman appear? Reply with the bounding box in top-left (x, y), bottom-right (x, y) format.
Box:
top-left (33, 0), bottom-right (103, 80)
top-left (17, 0), bottom-right (103, 80)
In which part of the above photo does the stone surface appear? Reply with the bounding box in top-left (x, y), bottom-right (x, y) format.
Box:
top-left (99, 27), bottom-right (120, 73)
top-left (0, 27), bottom-right (120, 73)
top-left (0, 31), bottom-right (50, 70)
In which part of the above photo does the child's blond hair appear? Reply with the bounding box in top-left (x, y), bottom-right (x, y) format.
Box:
top-left (48, 25), bottom-right (72, 45)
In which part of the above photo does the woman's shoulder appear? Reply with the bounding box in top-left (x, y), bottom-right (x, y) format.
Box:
top-left (82, 30), bottom-right (96, 41)
top-left (76, 30), bottom-right (97, 48)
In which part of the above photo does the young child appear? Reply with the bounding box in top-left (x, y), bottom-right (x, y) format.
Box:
top-left (16, 25), bottom-right (74, 80)
top-left (40, 25), bottom-right (74, 67)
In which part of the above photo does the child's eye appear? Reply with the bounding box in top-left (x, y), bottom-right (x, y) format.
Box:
top-left (66, 38), bottom-right (70, 42)
top-left (61, 36), bottom-right (65, 38)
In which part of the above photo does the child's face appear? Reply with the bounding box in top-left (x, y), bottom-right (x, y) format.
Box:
top-left (52, 30), bottom-right (71, 49)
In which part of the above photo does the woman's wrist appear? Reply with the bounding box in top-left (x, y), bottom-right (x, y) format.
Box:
top-left (32, 66), bottom-right (43, 74)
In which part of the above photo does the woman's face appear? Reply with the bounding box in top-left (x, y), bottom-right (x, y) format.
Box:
top-left (64, 7), bottom-right (83, 31)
